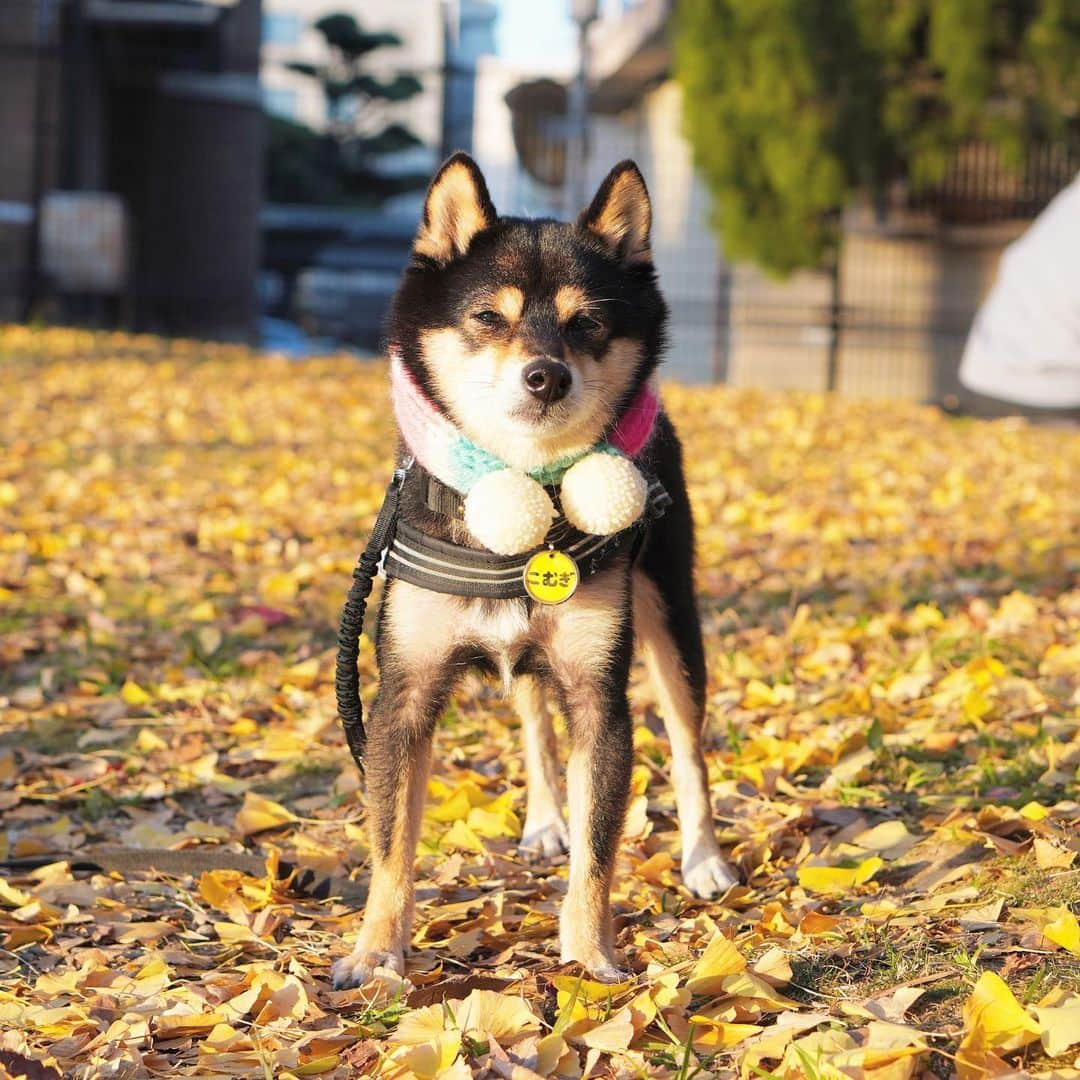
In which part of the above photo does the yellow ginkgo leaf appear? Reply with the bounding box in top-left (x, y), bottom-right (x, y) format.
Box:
top-left (0, 881), bottom-right (32, 908)
top-left (553, 973), bottom-right (633, 1030)
top-left (292, 1054), bottom-right (340, 1075)
top-left (213, 922), bottom-right (261, 946)
top-left (958, 971), bottom-right (1040, 1068)
top-left (535, 1033), bottom-right (571, 1075)
top-left (688, 1016), bottom-right (762, 1049)
top-left (1040, 908), bottom-right (1080, 956)
top-left (466, 802), bottom-right (520, 839)
top-left (1036, 999), bottom-right (1080, 1057)
top-left (386, 1030), bottom-right (462, 1079)
top-left (389, 1003), bottom-right (448, 1046)
top-left (453, 989), bottom-right (541, 1043)
top-left (234, 792), bottom-right (297, 836)
top-left (284, 657), bottom-right (320, 688)
top-left (687, 934), bottom-right (746, 995)
top-left (136, 727), bottom-right (167, 753)
top-left (441, 819), bottom-right (485, 853)
top-left (1013, 906), bottom-right (1080, 956)
top-left (797, 857), bottom-right (883, 894)
top-left (717, 971), bottom-right (799, 1012)
top-left (120, 679), bottom-right (152, 706)
top-left (156, 1011), bottom-right (228, 1037)
top-left (580, 1006), bottom-right (636, 1052)
top-left (262, 571), bottom-right (298, 603)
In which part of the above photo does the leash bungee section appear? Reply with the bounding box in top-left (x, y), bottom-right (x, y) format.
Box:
top-left (334, 463), bottom-right (671, 775)
top-left (334, 463), bottom-right (410, 775)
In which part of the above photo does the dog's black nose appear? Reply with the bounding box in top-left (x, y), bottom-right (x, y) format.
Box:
top-left (522, 359), bottom-right (572, 403)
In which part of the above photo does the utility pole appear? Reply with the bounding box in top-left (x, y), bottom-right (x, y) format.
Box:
top-left (566, 0), bottom-right (598, 217)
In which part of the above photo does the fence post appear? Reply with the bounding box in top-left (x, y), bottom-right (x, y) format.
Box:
top-left (20, 1), bottom-right (51, 323)
top-left (825, 247), bottom-right (842, 392)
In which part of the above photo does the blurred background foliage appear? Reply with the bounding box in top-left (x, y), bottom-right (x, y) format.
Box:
top-left (675, 0), bottom-right (1080, 275)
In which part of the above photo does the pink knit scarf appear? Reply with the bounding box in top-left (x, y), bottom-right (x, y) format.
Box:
top-left (390, 353), bottom-right (659, 493)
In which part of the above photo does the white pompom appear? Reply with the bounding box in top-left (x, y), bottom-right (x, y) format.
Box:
top-left (560, 452), bottom-right (648, 536)
top-left (464, 470), bottom-right (555, 555)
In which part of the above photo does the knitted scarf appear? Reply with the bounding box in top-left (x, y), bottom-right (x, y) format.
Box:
top-left (389, 354), bottom-right (659, 494)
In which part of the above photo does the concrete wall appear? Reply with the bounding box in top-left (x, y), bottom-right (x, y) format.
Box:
top-left (587, 79), bottom-right (1019, 399)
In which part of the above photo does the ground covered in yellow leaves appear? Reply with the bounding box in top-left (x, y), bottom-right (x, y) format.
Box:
top-left (1, 326), bottom-right (1079, 1079)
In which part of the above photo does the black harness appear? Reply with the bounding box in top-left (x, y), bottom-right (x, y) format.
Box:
top-left (334, 463), bottom-right (671, 773)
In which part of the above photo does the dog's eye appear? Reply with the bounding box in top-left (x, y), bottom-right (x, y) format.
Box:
top-left (565, 313), bottom-right (600, 338)
top-left (471, 310), bottom-right (505, 328)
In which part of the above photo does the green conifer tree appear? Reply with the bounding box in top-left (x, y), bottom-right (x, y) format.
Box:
top-left (674, 0), bottom-right (1080, 276)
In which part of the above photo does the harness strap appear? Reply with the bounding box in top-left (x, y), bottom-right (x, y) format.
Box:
top-left (334, 463), bottom-right (409, 774)
top-left (385, 474), bottom-right (671, 599)
top-left (421, 471), bottom-right (467, 520)
top-left (335, 463), bottom-right (672, 775)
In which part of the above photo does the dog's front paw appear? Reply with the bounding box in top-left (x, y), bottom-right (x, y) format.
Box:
top-left (520, 818), bottom-right (570, 861)
top-left (331, 948), bottom-right (404, 990)
top-left (682, 851), bottom-right (739, 900)
top-left (561, 947), bottom-right (627, 984)
top-left (560, 939), bottom-right (627, 984)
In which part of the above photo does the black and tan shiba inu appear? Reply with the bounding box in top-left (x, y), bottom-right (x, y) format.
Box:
top-left (332, 153), bottom-right (737, 988)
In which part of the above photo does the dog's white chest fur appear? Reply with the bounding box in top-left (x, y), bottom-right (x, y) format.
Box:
top-left (386, 581), bottom-right (532, 671)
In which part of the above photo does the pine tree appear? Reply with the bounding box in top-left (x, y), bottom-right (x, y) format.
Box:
top-left (268, 12), bottom-right (429, 205)
top-left (674, 0), bottom-right (1080, 276)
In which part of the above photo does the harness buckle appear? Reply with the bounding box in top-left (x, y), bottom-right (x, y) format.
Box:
top-left (392, 456), bottom-right (415, 491)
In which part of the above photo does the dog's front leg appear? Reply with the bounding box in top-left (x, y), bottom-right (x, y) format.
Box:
top-left (545, 575), bottom-right (634, 981)
top-left (331, 663), bottom-right (448, 989)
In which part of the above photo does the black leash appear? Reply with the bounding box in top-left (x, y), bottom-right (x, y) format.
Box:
top-left (334, 462), bottom-right (410, 775)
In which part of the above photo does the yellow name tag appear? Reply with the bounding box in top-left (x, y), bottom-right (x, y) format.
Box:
top-left (523, 549), bottom-right (579, 605)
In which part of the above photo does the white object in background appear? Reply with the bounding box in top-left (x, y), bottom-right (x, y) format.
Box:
top-left (959, 172), bottom-right (1080, 408)
top-left (40, 192), bottom-right (128, 295)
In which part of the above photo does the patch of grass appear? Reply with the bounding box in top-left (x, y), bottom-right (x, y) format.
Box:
top-left (972, 859), bottom-right (1080, 914)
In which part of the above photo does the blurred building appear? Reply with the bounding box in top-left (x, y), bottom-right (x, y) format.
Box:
top-left (483, 0), bottom-right (1079, 403)
top-left (0, 0), bottom-right (263, 341)
top-left (442, 1), bottom-right (497, 155)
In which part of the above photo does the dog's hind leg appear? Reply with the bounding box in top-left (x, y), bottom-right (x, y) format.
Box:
top-left (512, 675), bottom-right (569, 860)
top-left (632, 569), bottom-right (738, 899)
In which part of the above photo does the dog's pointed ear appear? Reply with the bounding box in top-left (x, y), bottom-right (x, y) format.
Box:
top-left (578, 160), bottom-right (652, 264)
top-left (414, 152), bottom-right (497, 265)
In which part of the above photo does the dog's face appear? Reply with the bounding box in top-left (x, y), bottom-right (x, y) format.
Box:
top-left (389, 154), bottom-right (667, 471)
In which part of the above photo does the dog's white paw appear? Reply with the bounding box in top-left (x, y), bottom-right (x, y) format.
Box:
top-left (588, 960), bottom-right (629, 984)
top-left (520, 818), bottom-right (570, 861)
top-left (682, 852), bottom-right (739, 900)
top-left (560, 943), bottom-right (627, 984)
top-left (331, 948), bottom-right (404, 990)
